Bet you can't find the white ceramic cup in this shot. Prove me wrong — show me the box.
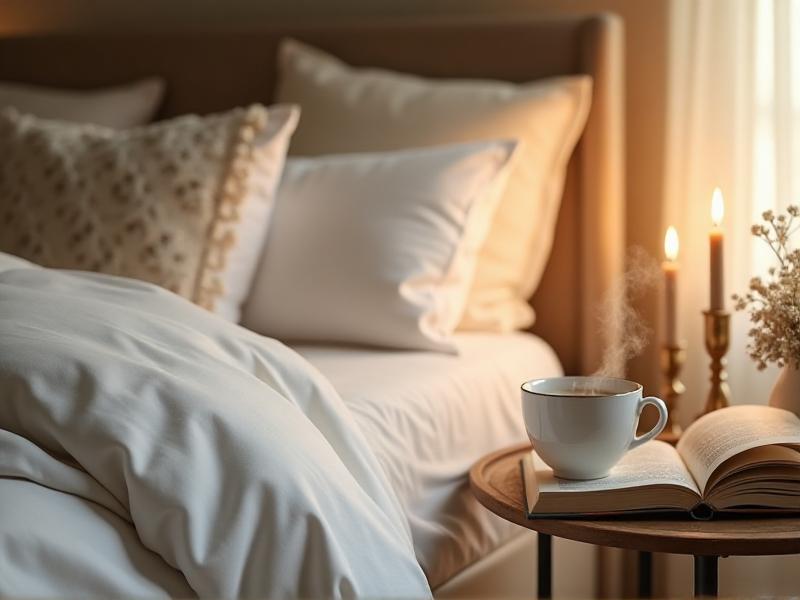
[521,376,668,480]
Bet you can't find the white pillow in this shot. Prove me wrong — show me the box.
[0,251,38,273]
[0,78,164,128]
[242,140,517,352]
[277,38,592,332]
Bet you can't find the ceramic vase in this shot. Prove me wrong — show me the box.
[769,364,800,417]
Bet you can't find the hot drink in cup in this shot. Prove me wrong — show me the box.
[521,376,668,479]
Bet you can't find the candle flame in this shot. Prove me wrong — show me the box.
[664,226,679,261]
[711,187,724,226]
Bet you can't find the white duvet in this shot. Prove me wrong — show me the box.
[0,260,431,598]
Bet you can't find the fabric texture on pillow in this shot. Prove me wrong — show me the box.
[277,38,592,332]
[0,79,165,128]
[0,104,298,321]
[242,140,517,352]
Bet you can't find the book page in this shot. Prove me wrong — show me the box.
[533,440,700,495]
[677,405,800,493]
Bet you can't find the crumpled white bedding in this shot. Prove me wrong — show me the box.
[0,260,431,598]
[295,333,562,587]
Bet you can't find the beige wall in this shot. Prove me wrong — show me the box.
[0,0,669,393]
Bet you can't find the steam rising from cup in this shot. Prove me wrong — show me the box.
[593,247,661,379]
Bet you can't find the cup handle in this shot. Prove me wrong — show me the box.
[627,396,669,451]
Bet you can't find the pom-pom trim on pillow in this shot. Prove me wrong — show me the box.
[195,105,268,309]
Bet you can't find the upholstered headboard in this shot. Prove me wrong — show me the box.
[0,14,624,375]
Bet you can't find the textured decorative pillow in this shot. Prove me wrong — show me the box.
[241,140,517,352]
[0,78,165,128]
[277,38,592,332]
[0,104,298,321]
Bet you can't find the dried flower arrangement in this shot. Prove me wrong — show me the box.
[733,206,800,370]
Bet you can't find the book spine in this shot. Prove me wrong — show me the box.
[689,502,715,521]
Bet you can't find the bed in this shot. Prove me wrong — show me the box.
[0,14,624,597]
[295,333,561,587]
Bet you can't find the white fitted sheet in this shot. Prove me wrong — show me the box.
[294,332,562,587]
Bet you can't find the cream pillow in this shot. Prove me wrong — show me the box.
[0,78,165,128]
[0,104,298,321]
[277,38,592,332]
[242,140,517,352]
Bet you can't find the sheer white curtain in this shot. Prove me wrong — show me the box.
[658,3,800,594]
[664,0,800,422]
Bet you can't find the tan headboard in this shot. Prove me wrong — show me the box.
[0,14,624,375]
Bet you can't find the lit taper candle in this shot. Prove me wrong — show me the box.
[663,226,679,346]
[710,188,725,310]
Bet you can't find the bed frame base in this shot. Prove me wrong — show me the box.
[434,531,597,597]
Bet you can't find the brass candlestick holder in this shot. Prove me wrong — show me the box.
[659,343,686,443]
[701,309,731,415]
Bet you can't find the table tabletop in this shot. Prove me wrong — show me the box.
[469,443,800,556]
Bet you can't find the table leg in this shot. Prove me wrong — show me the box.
[537,532,552,599]
[637,551,653,598]
[693,555,718,597]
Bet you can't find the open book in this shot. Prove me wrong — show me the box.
[522,405,800,519]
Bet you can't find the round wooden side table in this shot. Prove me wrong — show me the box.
[469,443,800,598]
